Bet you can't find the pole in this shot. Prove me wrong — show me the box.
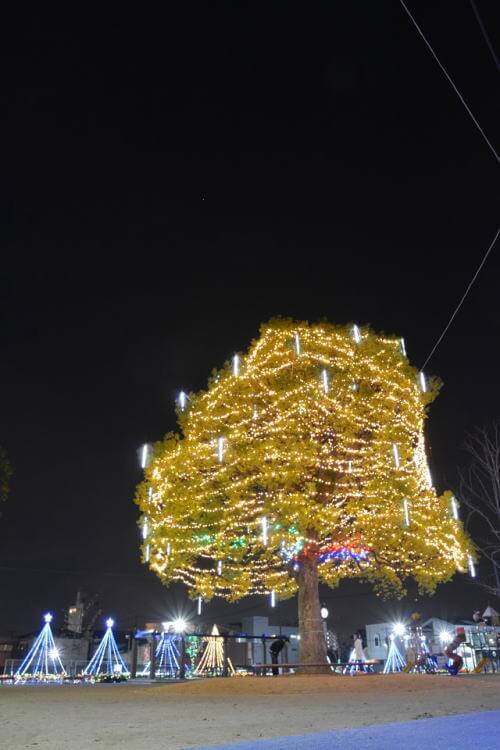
[149,634,156,680]
[222,635,228,677]
[131,634,138,679]
[179,636,186,679]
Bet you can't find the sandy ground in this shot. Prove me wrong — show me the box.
[1,674,499,750]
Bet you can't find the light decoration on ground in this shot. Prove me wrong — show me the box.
[193,624,235,675]
[136,320,473,663]
[15,613,67,680]
[140,626,180,677]
[83,618,129,677]
[383,633,407,673]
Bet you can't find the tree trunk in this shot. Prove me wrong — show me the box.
[297,554,329,673]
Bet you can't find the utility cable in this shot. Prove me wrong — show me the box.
[470,0,500,73]
[421,228,499,371]
[399,0,499,163]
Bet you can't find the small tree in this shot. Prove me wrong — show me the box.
[136,320,472,670]
[458,424,500,597]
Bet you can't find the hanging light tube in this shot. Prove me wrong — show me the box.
[403,499,410,527]
[392,443,400,468]
[261,516,268,546]
[468,555,476,578]
[218,437,225,462]
[322,369,329,393]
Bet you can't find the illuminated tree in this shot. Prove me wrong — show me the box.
[194,624,235,675]
[83,618,129,677]
[15,613,66,680]
[136,319,472,670]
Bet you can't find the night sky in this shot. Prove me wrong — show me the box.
[1,3,498,638]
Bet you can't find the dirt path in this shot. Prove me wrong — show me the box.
[1,674,499,750]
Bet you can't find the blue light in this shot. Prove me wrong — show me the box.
[140,631,181,677]
[84,618,129,677]
[15,614,66,679]
[383,635,407,673]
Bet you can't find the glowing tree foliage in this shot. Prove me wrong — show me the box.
[136,320,472,670]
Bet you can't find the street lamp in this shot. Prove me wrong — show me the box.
[320,605,329,641]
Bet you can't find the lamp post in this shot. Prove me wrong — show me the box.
[320,605,329,641]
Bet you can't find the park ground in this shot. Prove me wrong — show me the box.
[1,673,499,749]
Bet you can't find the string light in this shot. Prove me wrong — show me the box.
[15,614,67,680]
[140,630,180,677]
[194,624,235,675]
[136,320,473,605]
[84,618,129,677]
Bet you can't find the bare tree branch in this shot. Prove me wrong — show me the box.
[457,423,500,598]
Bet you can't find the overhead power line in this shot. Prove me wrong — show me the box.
[399,0,499,163]
[421,228,500,371]
[469,0,500,73]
